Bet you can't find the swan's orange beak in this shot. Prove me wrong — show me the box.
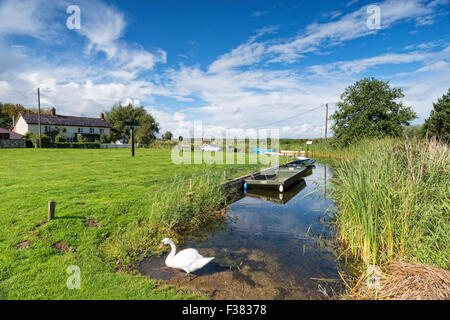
[159,243,163,249]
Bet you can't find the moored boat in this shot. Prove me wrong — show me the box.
[244,166,311,193]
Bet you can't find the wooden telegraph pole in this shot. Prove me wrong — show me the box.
[324,103,329,141]
[37,88,42,148]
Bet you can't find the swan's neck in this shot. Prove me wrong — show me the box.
[167,241,177,260]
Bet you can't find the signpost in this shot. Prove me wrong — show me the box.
[124,117,140,157]
[306,140,312,153]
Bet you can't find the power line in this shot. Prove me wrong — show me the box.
[250,104,324,129]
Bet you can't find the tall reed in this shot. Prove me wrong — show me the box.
[331,138,449,270]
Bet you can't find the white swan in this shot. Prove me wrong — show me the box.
[159,238,214,277]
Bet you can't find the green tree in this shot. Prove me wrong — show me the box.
[0,103,29,128]
[423,89,450,141]
[0,102,54,129]
[162,131,173,140]
[27,107,53,115]
[105,103,160,145]
[331,77,417,145]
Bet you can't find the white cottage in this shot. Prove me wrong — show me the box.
[13,108,112,142]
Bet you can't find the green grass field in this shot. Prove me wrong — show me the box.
[0,148,264,299]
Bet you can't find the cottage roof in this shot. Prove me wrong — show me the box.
[19,113,111,128]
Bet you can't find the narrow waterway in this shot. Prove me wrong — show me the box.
[140,162,345,299]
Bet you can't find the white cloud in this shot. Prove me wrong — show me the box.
[0,0,449,139]
[416,60,449,72]
[76,1,126,59]
[208,42,266,73]
[310,45,450,78]
[0,0,53,38]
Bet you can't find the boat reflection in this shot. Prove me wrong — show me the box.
[245,179,307,205]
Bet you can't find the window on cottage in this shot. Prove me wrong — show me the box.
[78,128,83,133]
[100,128,104,134]
[90,128,94,134]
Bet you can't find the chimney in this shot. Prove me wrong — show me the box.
[51,107,56,116]
[100,112,105,120]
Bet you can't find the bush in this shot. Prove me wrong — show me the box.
[54,142,100,149]
[148,139,179,149]
[55,136,66,143]
[24,132,52,148]
[100,134,109,143]
[403,125,424,139]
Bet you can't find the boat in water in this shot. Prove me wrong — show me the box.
[244,165,312,193]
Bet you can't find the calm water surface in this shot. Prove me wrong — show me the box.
[140,162,345,299]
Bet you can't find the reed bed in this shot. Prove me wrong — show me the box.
[331,137,450,271]
[102,170,236,269]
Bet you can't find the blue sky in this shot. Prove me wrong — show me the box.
[0,0,449,138]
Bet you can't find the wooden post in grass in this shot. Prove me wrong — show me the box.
[224,170,227,181]
[207,175,210,185]
[48,200,55,221]
[189,178,192,191]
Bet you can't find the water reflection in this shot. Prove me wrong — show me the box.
[245,179,307,204]
[140,162,344,299]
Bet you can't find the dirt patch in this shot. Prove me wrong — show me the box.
[53,242,70,252]
[35,220,48,228]
[84,219,98,227]
[348,261,450,300]
[16,240,32,250]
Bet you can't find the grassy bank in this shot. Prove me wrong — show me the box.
[0,148,263,299]
[329,138,449,271]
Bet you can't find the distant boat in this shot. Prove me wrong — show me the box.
[253,148,274,154]
[200,143,222,152]
[244,166,312,193]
